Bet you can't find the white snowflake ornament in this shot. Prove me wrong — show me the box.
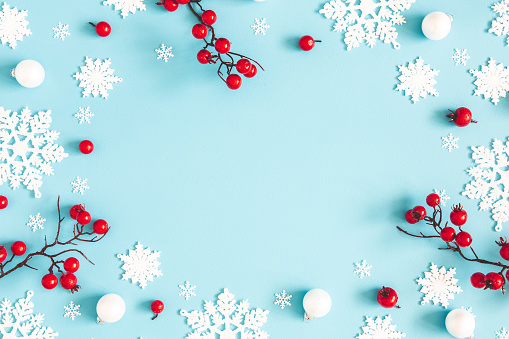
[118,242,162,289]
[0,2,31,49]
[103,0,146,18]
[75,107,94,124]
[0,107,68,198]
[434,189,450,207]
[63,301,81,321]
[73,57,123,99]
[71,177,89,195]
[442,133,459,152]
[52,22,70,41]
[470,58,509,105]
[489,0,509,46]
[396,57,439,103]
[251,18,269,35]
[451,49,470,66]
[416,263,462,309]
[181,288,269,339]
[179,281,197,300]
[274,290,292,309]
[27,213,45,232]
[155,44,174,62]
[356,315,406,339]
[496,327,509,339]
[354,260,372,279]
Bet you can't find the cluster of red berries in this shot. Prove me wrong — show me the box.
[69,204,109,234]
[377,286,399,309]
[447,107,477,127]
[469,238,509,291]
[0,241,28,263]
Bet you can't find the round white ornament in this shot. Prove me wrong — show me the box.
[303,288,332,320]
[445,308,475,338]
[422,11,453,40]
[96,293,126,323]
[11,60,45,88]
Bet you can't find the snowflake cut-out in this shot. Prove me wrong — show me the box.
[73,57,123,99]
[52,22,70,41]
[354,260,372,279]
[416,263,462,309]
[470,58,509,105]
[251,18,269,35]
[434,189,450,207]
[356,315,406,339]
[179,281,197,301]
[396,57,439,103]
[103,0,146,18]
[155,44,174,62]
[496,327,509,339]
[63,301,81,321]
[442,133,459,152]
[0,2,31,49]
[274,290,292,309]
[71,177,89,195]
[117,242,162,289]
[451,49,470,66]
[75,107,94,124]
[27,213,45,232]
[0,107,68,198]
[489,0,509,46]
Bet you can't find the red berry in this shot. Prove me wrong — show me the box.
[94,21,111,37]
[244,64,257,78]
[426,193,440,207]
[192,24,208,39]
[501,244,509,260]
[11,241,26,256]
[0,195,7,209]
[215,38,231,54]
[450,204,467,226]
[93,219,109,234]
[506,270,509,283]
[236,59,252,74]
[76,211,91,225]
[151,300,164,319]
[175,0,189,3]
[79,140,94,154]
[412,206,426,220]
[456,231,472,247]
[470,272,486,289]
[60,273,77,290]
[440,227,456,242]
[41,273,59,289]
[0,246,6,263]
[163,0,178,11]
[226,74,242,90]
[405,210,419,224]
[485,272,504,290]
[299,35,320,51]
[70,204,84,220]
[447,107,477,127]
[376,287,398,308]
[197,49,211,64]
[202,10,217,25]
[64,257,80,273]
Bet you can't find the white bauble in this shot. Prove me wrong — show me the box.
[422,11,453,40]
[445,309,475,338]
[96,294,126,324]
[303,289,332,320]
[11,60,45,88]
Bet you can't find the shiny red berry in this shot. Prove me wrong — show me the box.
[92,21,111,37]
[70,204,84,220]
[76,211,91,225]
[426,193,440,207]
[485,272,504,290]
[60,273,77,290]
[0,246,6,263]
[151,300,164,320]
[64,257,80,273]
[215,38,231,54]
[162,0,178,11]
[79,140,94,154]
[506,270,509,283]
[226,74,242,90]
[197,49,211,64]
[456,231,472,247]
[202,10,217,25]
[405,210,419,224]
[0,195,7,209]
[450,204,467,226]
[470,272,486,289]
[192,24,208,39]
[236,59,252,74]
[175,0,189,3]
[244,64,257,78]
[501,244,509,260]
[93,219,109,234]
[11,241,26,256]
[440,227,456,242]
[299,35,321,51]
[447,107,477,127]
[41,273,59,289]
[412,206,426,220]
[377,287,398,308]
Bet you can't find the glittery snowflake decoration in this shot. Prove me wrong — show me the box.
[251,18,269,35]
[416,263,462,309]
[470,58,509,105]
[0,290,59,338]
[27,213,45,232]
[0,107,68,198]
[320,0,415,50]
[489,0,509,46]
[434,189,450,207]
[71,177,89,195]
[103,0,146,18]
[356,315,406,339]
[354,260,372,279]
[155,43,174,62]
[496,327,509,339]
[52,22,70,41]
[63,301,81,321]
[396,57,439,103]
[117,242,162,289]
[73,57,123,99]
[0,2,31,49]
[451,49,470,66]
[179,281,197,301]
[463,138,509,232]
[274,290,292,310]
[442,133,459,152]
[180,288,269,339]
[75,107,93,124]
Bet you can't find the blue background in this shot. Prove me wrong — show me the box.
[1,0,509,338]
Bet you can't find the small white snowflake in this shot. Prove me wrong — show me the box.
[434,189,450,207]
[442,133,459,152]
[416,263,462,309]
[178,281,196,300]
[0,2,31,49]
[354,260,372,279]
[27,213,45,232]
[356,315,406,339]
[71,177,89,195]
[470,58,509,105]
[73,57,123,99]
[396,57,439,103]
[461,306,475,317]
[117,242,163,289]
[251,18,269,35]
[75,107,94,124]
[496,327,509,339]
[52,22,70,41]
[274,290,292,309]
[63,301,81,321]
[155,44,174,62]
[103,0,146,18]
[451,49,470,66]
[489,0,509,46]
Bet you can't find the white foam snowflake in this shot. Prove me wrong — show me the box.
[52,22,70,41]
[63,301,81,321]
[117,242,163,289]
[356,315,406,339]
[27,213,45,232]
[155,44,174,63]
[0,290,59,338]
[75,107,94,124]
[463,138,509,232]
[0,2,31,49]
[103,0,146,18]
[496,327,509,339]
[274,290,292,310]
[461,306,475,317]
[71,177,89,195]
[451,49,470,66]
[73,57,123,99]
[354,260,372,279]
[442,133,459,152]
[179,281,197,301]
[396,57,439,103]
[180,288,269,339]
[251,18,269,35]
[320,0,415,50]
[470,58,509,105]
[489,0,509,46]
[0,107,68,198]
[416,263,462,309]
[434,189,450,207]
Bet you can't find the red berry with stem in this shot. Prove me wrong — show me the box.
[60,273,78,290]
[202,10,217,25]
[426,193,440,207]
[500,243,509,260]
[405,210,419,224]
[90,21,111,37]
[236,59,252,74]
[41,273,59,289]
[11,241,26,256]
[93,219,109,234]
[412,206,426,220]
[0,195,7,209]
[79,140,94,154]
[76,211,91,225]
[456,231,472,247]
[244,64,257,78]
[215,38,231,54]
[447,107,477,127]
[151,300,164,320]
[440,227,456,242]
[64,257,80,273]
[450,204,467,226]
[192,24,208,39]
[299,35,321,51]
[162,0,178,11]
[175,0,189,4]
[470,272,486,289]
[0,246,6,263]
[377,287,399,308]
[197,49,211,64]
[70,204,84,220]
[485,272,504,290]
[226,74,242,90]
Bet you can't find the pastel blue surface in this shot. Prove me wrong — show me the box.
[1,0,509,338]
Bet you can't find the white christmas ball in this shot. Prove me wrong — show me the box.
[422,12,453,40]
[96,293,126,324]
[303,289,332,320]
[445,309,475,338]
[11,60,45,88]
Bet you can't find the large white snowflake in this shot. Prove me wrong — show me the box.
[489,0,509,46]
[155,43,174,63]
[63,301,81,321]
[319,0,415,50]
[470,58,509,105]
[75,107,94,124]
[463,138,509,232]
[117,242,163,289]
[73,57,123,99]
[52,22,70,41]
[442,133,459,152]
[0,2,31,49]
[496,327,509,339]
[396,57,439,103]
[356,315,406,339]
[0,107,68,198]
[179,281,197,301]
[180,288,269,339]
[103,0,146,18]
[354,260,372,279]
[274,290,292,310]
[0,290,59,338]
[416,263,462,309]
[451,49,470,66]
[27,213,45,232]
[251,18,270,35]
